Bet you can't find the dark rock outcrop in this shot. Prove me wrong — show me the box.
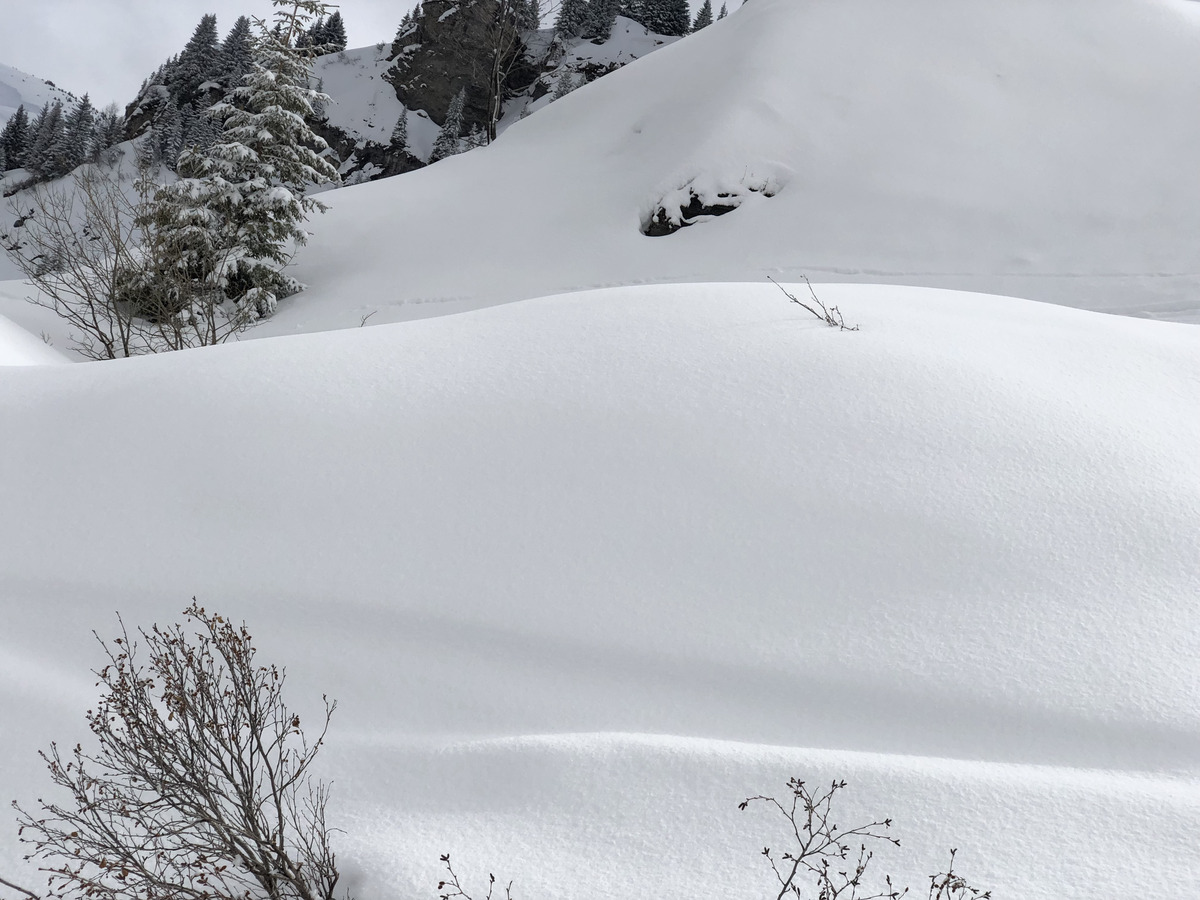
[384,0,531,130]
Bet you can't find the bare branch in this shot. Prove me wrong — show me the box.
[769,276,860,331]
[0,875,41,900]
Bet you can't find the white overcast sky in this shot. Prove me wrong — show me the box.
[0,0,715,110]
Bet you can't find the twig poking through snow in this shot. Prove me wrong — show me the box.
[769,276,859,331]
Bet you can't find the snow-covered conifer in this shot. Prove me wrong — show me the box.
[26,101,65,179]
[526,0,543,29]
[91,104,126,161]
[620,0,648,29]
[150,98,184,168]
[152,0,341,318]
[555,0,589,38]
[633,0,688,35]
[429,88,466,162]
[553,70,579,99]
[49,94,95,175]
[0,104,29,169]
[584,0,620,40]
[299,17,323,48]
[219,16,256,90]
[389,107,409,153]
[660,0,691,35]
[464,124,488,150]
[692,0,714,31]
[322,12,348,51]
[184,104,222,154]
[173,14,222,108]
[717,2,728,20]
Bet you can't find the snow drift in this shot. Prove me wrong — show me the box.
[1,283,1198,898]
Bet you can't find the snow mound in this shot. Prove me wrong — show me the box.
[0,312,65,365]
[263,0,1200,339]
[1,282,1197,898]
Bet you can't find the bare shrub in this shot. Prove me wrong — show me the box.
[437,855,513,900]
[769,276,859,331]
[741,778,989,900]
[13,602,345,900]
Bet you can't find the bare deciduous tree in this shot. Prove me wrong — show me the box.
[13,602,345,900]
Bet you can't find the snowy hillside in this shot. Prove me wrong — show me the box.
[251,0,1200,337]
[2,2,1200,899]
[313,17,679,175]
[1,284,1199,900]
[0,62,76,126]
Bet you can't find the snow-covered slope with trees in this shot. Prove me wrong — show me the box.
[251,0,1200,335]
[2,2,1199,899]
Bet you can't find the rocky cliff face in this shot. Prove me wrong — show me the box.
[383,0,535,130]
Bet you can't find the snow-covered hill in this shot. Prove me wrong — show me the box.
[2,283,1198,899]
[254,0,1200,335]
[2,2,1200,899]
[0,62,76,126]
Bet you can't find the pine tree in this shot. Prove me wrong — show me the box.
[464,124,488,150]
[553,70,579,98]
[555,0,589,38]
[429,87,466,162]
[50,94,96,174]
[26,101,66,179]
[149,98,184,168]
[173,14,222,108]
[633,0,689,35]
[92,103,126,160]
[389,107,409,153]
[692,0,713,30]
[659,0,691,35]
[152,0,341,318]
[527,0,543,28]
[0,104,30,169]
[584,0,620,40]
[300,16,324,48]
[0,141,6,173]
[183,103,222,154]
[219,16,256,90]
[717,2,728,19]
[322,11,347,51]
[620,0,650,29]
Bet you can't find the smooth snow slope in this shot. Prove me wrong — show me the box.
[2,284,1198,898]
[0,313,66,365]
[256,0,1200,338]
[0,62,75,126]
